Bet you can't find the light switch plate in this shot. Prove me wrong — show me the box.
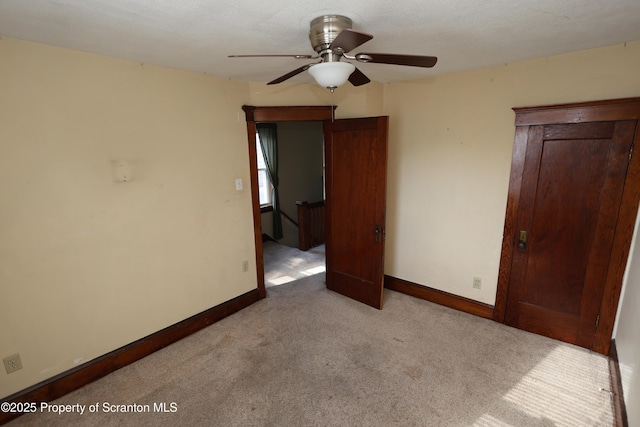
[235,178,243,191]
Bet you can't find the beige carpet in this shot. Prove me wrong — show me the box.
[262,240,325,287]
[9,275,614,426]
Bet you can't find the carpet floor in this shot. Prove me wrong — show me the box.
[8,274,614,426]
[262,240,325,287]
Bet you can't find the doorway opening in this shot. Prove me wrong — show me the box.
[256,120,326,288]
[242,106,335,299]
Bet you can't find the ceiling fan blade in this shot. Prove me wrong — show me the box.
[348,67,371,86]
[267,63,316,85]
[330,29,373,53]
[356,53,438,68]
[228,54,316,59]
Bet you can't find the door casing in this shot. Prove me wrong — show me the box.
[242,105,335,299]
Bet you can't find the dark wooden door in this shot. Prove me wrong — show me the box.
[324,117,388,309]
[505,120,636,348]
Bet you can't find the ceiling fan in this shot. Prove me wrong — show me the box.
[229,15,438,92]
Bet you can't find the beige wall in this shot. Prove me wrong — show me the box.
[0,38,256,397]
[383,41,640,305]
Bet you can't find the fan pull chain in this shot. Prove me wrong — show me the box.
[331,91,335,123]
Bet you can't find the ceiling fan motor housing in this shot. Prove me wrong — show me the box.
[309,15,352,60]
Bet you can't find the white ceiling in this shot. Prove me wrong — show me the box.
[1,0,639,85]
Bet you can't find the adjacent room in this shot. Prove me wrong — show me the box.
[1,1,640,425]
[257,121,327,288]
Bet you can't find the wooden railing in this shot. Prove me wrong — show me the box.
[279,209,298,227]
[296,200,325,251]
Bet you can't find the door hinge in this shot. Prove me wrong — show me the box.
[595,313,601,328]
[630,143,634,162]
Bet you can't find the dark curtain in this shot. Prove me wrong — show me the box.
[257,123,283,240]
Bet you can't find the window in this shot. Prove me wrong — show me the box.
[256,135,272,207]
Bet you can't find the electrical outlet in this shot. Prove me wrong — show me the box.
[3,353,23,374]
[473,277,482,289]
[242,260,249,272]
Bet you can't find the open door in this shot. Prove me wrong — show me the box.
[324,117,389,309]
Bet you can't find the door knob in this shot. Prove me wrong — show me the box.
[518,230,528,251]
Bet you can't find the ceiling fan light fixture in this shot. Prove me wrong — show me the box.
[308,61,355,92]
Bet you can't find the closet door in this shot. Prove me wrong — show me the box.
[494,98,640,354]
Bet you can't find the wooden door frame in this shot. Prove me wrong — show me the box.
[242,105,335,299]
[493,97,640,355]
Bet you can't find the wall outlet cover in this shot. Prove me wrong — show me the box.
[3,353,23,374]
